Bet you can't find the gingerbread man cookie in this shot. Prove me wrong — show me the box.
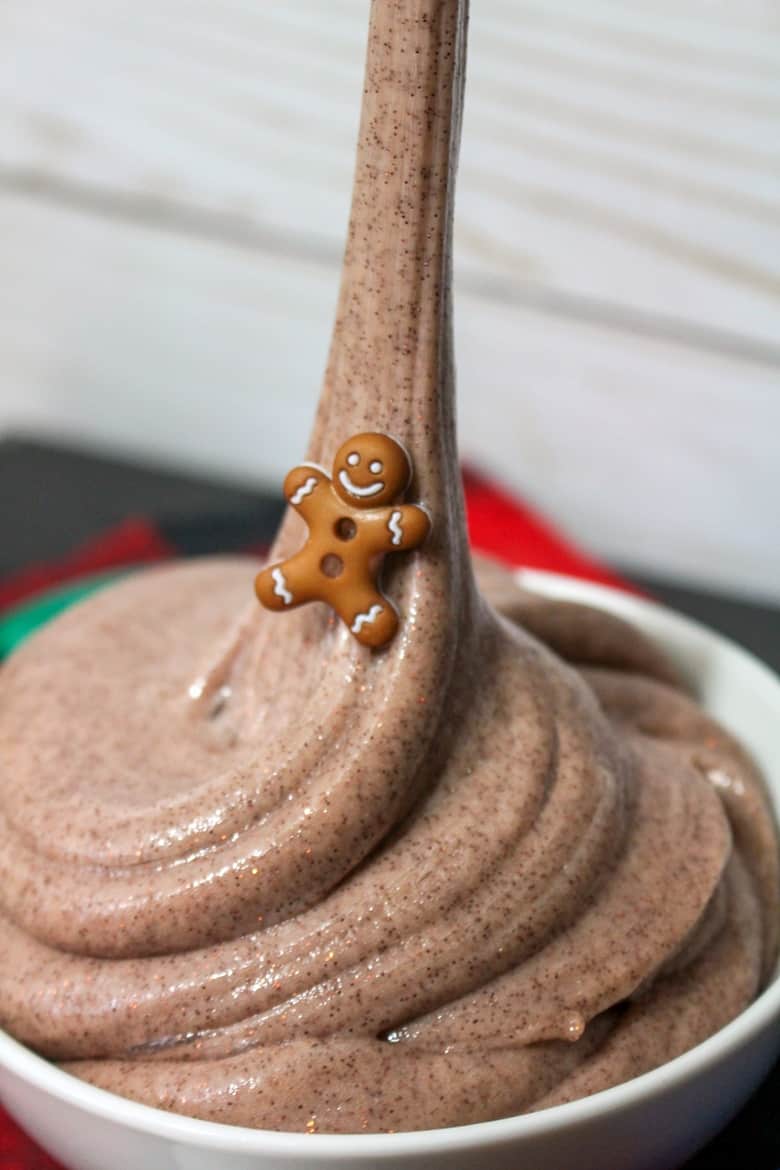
[255,433,430,647]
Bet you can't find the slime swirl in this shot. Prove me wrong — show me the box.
[0,0,777,1134]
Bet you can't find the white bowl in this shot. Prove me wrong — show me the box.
[1,570,778,1170]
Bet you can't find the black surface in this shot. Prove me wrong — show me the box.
[0,434,284,574]
[629,573,780,677]
[0,435,778,1167]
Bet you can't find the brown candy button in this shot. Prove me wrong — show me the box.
[255,433,431,647]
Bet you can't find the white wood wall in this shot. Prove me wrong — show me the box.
[1,0,779,599]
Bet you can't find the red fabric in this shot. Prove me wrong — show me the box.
[0,518,176,614]
[0,1126,61,1170]
[463,467,638,594]
[0,474,633,1165]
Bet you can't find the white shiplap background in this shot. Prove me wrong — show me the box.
[1,0,779,598]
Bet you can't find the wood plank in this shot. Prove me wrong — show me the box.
[1,190,777,600]
[2,0,779,350]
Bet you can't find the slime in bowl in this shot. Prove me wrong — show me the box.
[0,551,777,1135]
[0,0,778,1142]
[1,575,780,1170]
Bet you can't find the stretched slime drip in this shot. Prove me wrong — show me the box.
[0,0,778,1134]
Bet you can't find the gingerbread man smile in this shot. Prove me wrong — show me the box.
[338,468,384,498]
[337,447,388,499]
[255,433,430,647]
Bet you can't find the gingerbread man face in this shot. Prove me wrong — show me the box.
[255,432,430,648]
[332,433,411,509]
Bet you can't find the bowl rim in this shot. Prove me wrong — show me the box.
[1,568,778,1157]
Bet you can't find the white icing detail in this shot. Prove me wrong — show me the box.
[388,509,403,546]
[347,452,360,466]
[338,469,384,498]
[271,567,293,606]
[369,459,383,474]
[290,476,318,505]
[351,604,383,634]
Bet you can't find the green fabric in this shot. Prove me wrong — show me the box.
[0,572,129,659]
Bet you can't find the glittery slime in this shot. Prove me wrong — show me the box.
[0,0,777,1135]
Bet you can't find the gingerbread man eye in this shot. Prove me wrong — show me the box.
[369,460,383,474]
[347,452,360,467]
